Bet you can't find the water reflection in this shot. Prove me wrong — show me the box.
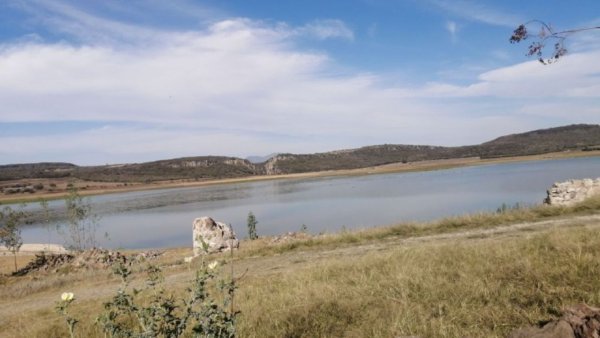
[19,156,600,249]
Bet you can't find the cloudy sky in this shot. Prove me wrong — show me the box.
[1,0,599,165]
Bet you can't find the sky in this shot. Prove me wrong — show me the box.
[1,0,599,165]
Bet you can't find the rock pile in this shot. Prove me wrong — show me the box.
[12,248,163,276]
[509,304,600,338]
[71,248,128,269]
[545,178,600,206]
[192,217,239,256]
[132,250,163,261]
[270,231,311,244]
[13,252,75,276]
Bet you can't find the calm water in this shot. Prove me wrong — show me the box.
[19,156,600,249]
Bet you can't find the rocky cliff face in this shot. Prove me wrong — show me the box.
[223,158,262,172]
[545,178,600,206]
[165,158,257,170]
[264,154,296,175]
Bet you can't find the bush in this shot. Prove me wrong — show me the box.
[60,187,99,251]
[247,212,258,240]
[0,205,27,272]
[57,260,238,337]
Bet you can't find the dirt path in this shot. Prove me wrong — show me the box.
[236,214,600,275]
[1,213,599,328]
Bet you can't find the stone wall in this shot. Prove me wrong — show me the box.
[545,178,600,206]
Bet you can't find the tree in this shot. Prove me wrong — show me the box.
[39,198,54,247]
[0,204,28,272]
[510,20,600,64]
[61,187,99,251]
[247,211,258,240]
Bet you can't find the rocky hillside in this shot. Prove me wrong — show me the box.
[478,124,600,158]
[74,156,263,182]
[265,124,600,174]
[1,124,599,182]
[263,145,481,174]
[0,162,76,181]
[0,157,263,182]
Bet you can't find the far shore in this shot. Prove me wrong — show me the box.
[2,149,600,205]
[0,243,68,255]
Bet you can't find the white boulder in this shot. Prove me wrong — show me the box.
[192,217,239,256]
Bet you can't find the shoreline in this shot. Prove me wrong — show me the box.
[0,243,68,255]
[2,150,599,204]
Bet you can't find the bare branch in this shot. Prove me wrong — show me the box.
[510,20,600,65]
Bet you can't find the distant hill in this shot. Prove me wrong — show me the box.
[265,124,600,174]
[0,162,76,181]
[75,157,262,182]
[0,157,261,182]
[478,124,600,158]
[1,124,599,182]
[263,145,481,174]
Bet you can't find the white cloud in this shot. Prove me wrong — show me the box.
[566,19,600,53]
[429,0,522,27]
[403,51,600,99]
[294,19,354,41]
[14,0,164,45]
[0,3,598,165]
[446,21,458,41]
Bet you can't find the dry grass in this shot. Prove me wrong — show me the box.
[0,197,599,337]
[236,226,600,337]
[0,254,34,275]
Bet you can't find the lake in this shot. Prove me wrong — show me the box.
[19,156,600,249]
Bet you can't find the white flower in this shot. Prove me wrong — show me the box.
[61,292,74,301]
[208,261,218,270]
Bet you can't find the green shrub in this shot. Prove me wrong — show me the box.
[247,212,258,240]
[56,260,238,337]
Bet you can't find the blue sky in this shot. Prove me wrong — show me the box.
[1,0,599,165]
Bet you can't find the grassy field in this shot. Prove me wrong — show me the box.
[1,196,600,337]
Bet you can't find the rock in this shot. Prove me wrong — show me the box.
[13,253,75,276]
[270,231,311,244]
[508,304,600,338]
[192,217,239,255]
[12,248,163,276]
[132,250,163,262]
[545,178,600,206]
[509,321,575,338]
[563,304,600,338]
[184,256,195,263]
[72,248,128,269]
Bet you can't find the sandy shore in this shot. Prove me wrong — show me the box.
[2,150,600,204]
[0,244,68,255]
